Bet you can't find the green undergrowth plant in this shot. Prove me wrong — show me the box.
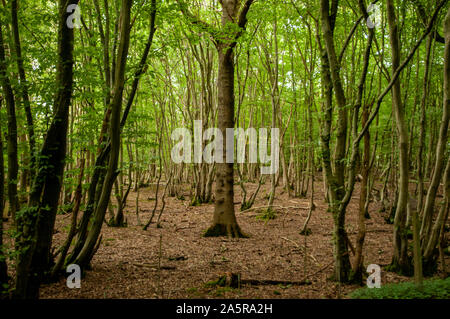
[350,277,450,299]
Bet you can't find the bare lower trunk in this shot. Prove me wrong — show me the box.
[205,48,245,238]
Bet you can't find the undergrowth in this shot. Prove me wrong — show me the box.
[350,277,450,299]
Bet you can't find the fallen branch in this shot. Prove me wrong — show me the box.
[241,278,312,286]
[207,273,312,289]
[241,205,309,213]
[133,263,176,270]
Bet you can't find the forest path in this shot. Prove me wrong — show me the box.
[39,181,443,298]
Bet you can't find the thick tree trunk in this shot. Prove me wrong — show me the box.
[14,0,79,299]
[204,0,254,238]
[205,46,246,238]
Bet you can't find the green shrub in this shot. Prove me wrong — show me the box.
[256,208,276,221]
[350,277,450,299]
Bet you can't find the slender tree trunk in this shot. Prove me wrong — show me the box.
[0,98,8,293]
[68,0,156,264]
[73,0,133,269]
[387,0,411,275]
[421,7,450,271]
[417,34,433,214]
[320,0,352,283]
[351,0,375,283]
[11,0,36,180]
[0,17,19,221]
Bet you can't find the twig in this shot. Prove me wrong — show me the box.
[241,205,308,213]
[281,236,320,265]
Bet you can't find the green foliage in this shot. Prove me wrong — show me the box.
[190,198,202,206]
[256,208,276,221]
[209,286,238,297]
[205,275,227,288]
[204,276,241,297]
[240,201,252,211]
[350,278,450,299]
[299,228,312,236]
[444,246,450,256]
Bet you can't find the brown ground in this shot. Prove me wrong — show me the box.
[22,179,448,299]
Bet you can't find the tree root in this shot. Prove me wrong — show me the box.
[204,223,248,238]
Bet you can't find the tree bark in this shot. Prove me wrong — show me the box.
[11,0,36,180]
[387,0,411,275]
[0,98,8,293]
[0,16,20,221]
[14,0,79,299]
[68,0,156,264]
[352,0,374,282]
[320,0,352,283]
[73,0,133,269]
[421,6,450,270]
[204,0,254,238]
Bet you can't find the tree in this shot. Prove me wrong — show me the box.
[0,97,8,294]
[386,0,412,275]
[72,0,133,269]
[11,0,36,182]
[422,4,450,272]
[14,0,79,299]
[177,0,255,237]
[0,12,19,221]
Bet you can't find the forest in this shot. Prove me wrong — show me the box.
[0,0,449,300]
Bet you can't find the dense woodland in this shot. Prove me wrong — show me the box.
[0,0,449,299]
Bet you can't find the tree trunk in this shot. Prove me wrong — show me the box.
[320,0,352,283]
[205,44,245,237]
[422,6,450,271]
[387,0,411,275]
[0,17,19,221]
[351,0,374,283]
[204,0,254,238]
[11,0,36,180]
[0,98,8,293]
[73,0,133,269]
[68,0,156,263]
[14,0,79,299]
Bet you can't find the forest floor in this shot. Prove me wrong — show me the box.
[33,179,449,299]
